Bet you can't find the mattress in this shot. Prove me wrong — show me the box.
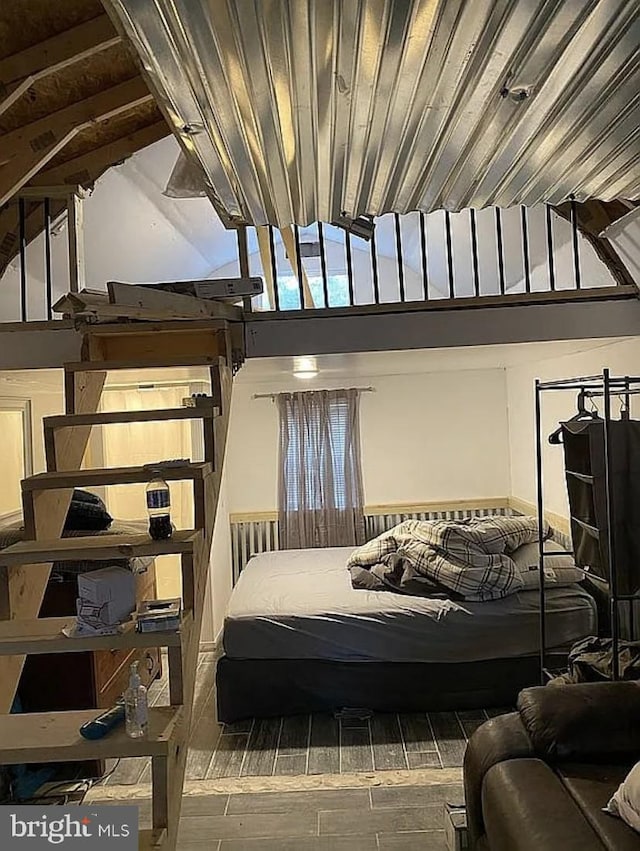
[223,546,597,663]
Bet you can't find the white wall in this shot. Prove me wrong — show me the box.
[506,336,640,518]
[209,456,232,642]
[225,362,511,513]
[0,370,64,474]
[606,213,640,286]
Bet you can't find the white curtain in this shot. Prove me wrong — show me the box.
[277,389,365,549]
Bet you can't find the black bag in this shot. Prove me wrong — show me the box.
[64,489,112,531]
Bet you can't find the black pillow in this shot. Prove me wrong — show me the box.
[69,489,102,505]
[64,489,113,531]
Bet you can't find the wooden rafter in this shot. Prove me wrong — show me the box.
[0,14,120,117]
[32,119,169,187]
[0,76,153,206]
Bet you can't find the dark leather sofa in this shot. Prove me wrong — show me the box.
[464,681,640,850]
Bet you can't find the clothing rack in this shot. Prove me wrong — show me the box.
[253,386,375,400]
[535,369,640,683]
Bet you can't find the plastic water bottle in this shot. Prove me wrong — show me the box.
[124,661,148,739]
[146,471,172,540]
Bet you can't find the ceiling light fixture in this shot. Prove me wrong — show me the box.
[293,356,318,380]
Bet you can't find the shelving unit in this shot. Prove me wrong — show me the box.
[535,369,640,682]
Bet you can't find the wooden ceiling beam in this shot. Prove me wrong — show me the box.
[0,76,153,206]
[0,15,121,117]
[31,119,170,188]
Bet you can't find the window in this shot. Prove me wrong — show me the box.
[276,274,350,309]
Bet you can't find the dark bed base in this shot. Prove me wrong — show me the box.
[216,653,566,722]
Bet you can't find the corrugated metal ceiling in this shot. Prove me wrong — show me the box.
[107,0,640,227]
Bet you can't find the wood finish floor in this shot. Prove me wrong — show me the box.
[92,783,465,850]
[101,653,508,786]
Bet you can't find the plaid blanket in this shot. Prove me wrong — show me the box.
[348,516,549,602]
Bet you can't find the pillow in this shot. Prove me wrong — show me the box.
[64,489,113,532]
[605,760,640,833]
[511,541,585,589]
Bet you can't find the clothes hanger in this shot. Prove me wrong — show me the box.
[618,392,630,421]
[548,390,600,445]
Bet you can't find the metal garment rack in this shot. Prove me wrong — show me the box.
[535,369,640,683]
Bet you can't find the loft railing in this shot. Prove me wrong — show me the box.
[0,196,630,323]
[0,187,84,322]
[232,201,627,313]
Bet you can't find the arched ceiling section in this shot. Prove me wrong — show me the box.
[105,0,640,228]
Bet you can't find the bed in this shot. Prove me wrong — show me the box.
[217,546,598,721]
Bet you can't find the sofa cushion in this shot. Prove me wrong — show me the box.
[482,758,605,851]
[517,682,640,762]
[559,764,640,851]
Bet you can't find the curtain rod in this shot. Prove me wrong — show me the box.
[253,386,375,400]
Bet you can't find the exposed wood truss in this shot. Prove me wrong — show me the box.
[0,14,120,117]
[0,1,171,271]
[0,77,153,206]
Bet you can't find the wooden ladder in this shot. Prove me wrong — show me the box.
[0,319,238,850]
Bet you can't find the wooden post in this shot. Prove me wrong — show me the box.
[67,191,85,293]
[167,645,184,706]
[181,552,195,615]
[237,226,252,312]
[151,755,169,829]
[0,568,10,620]
[256,226,276,309]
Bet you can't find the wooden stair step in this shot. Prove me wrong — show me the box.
[64,355,219,372]
[45,407,219,430]
[140,829,167,850]
[0,530,201,566]
[0,706,182,764]
[0,612,192,656]
[22,463,211,492]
